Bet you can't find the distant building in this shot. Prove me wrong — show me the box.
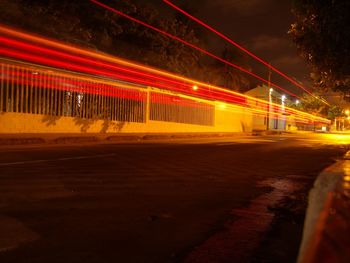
[245,85,293,131]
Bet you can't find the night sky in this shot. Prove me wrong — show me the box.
[146,0,311,95]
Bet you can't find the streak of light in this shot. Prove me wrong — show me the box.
[1,59,330,125]
[0,24,299,109]
[0,25,330,125]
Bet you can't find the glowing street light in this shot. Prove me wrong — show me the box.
[296,99,300,105]
[219,103,226,109]
[345,110,349,115]
[281,95,286,111]
[192,85,198,91]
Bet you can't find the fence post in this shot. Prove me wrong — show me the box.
[0,63,3,112]
[146,87,151,123]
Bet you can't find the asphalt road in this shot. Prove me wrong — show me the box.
[0,134,348,263]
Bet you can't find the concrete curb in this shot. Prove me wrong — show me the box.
[0,137,46,145]
[0,130,310,147]
[0,132,252,147]
[297,154,350,263]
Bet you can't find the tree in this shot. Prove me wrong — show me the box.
[288,92,328,116]
[327,105,345,120]
[288,92,347,121]
[204,47,256,92]
[0,0,252,91]
[289,0,350,95]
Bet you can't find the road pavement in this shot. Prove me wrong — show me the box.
[0,134,348,263]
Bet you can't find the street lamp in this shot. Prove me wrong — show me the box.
[267,88,273,131]
[192,85,198,91]
[345,110,350,131]
[281,95,286,110]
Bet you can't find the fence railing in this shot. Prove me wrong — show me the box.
[150,92,214,126]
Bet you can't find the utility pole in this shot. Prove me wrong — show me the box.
[266,65,272,131]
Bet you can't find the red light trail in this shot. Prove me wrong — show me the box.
[0,35,198,90]
[89,0,300,100]
[0,24,330,125]
[0,25,298,108]
[0,37,247,106]
[0,48,246,105]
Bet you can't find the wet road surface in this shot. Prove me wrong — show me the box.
[0,134,348,263]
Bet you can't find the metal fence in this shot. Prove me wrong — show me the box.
[0,59,216,126]
[150,92,214,126]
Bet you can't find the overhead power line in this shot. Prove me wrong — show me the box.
[90,0,301,99]
[162,0,330,106]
